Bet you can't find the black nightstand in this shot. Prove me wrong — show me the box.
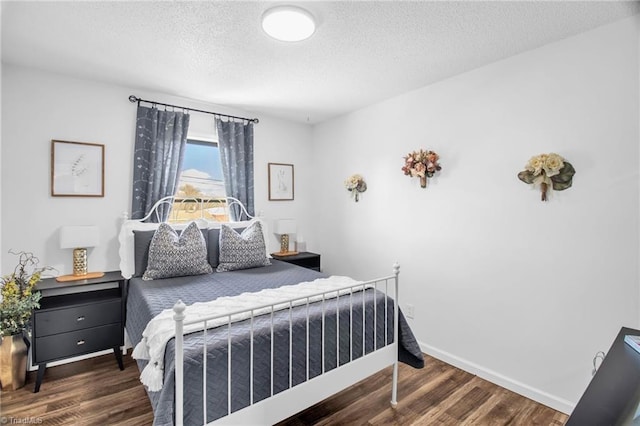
[32,271,125,392]
[272,252,321,271]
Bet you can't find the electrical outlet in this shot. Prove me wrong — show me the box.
[405,303,415,319]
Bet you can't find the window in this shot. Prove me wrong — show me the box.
[170,138,229,222]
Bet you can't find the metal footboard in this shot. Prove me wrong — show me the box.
[173,264,400,425]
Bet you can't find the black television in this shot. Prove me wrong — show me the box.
[566,327,640,426]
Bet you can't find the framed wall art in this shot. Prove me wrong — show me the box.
[268,163,294,201]
[51,140,105,197]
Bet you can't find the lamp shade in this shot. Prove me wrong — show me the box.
[274,219,297,235]
[60,226,100,249]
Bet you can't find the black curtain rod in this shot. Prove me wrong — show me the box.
[128,95,259,124]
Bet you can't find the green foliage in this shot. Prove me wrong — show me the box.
[0,251,49,336]
[550,162,576,191]
[0,293,41,336]
[517,170,536,185]
[518,162,576,191]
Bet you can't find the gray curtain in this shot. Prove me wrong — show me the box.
[132,106,190,222]
[216,119,254,220]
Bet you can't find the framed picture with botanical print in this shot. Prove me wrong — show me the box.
[268,163,294,201]
[51,140,105,197]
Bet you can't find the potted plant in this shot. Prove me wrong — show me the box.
[0,251,49,391]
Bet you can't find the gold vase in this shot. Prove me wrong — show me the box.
[0,334,28,391]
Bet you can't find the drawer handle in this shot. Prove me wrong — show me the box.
[76,316,85,322]
[77,340,85,346]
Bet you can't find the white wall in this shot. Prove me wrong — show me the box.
[312,16,639,413]
[1,65,314,275]
[254,118,316,253]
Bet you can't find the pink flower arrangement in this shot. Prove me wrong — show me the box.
[402,149,442,188]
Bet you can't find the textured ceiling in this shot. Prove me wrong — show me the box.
[2,1,639,124]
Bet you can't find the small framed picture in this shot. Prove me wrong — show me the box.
[268,163,294,201]
[51,140,105,197]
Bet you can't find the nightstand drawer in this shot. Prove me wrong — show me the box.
[34,323,122,363]
[35,299,121,336]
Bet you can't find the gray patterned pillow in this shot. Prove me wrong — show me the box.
[216,221,271,272]
[142,222,213,280]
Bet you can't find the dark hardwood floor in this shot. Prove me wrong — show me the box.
[0,352,568,425]
[0,354,153,425]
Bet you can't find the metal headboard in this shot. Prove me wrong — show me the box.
[131,196,254,223]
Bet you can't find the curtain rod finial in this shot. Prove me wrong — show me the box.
[129,95,139,103]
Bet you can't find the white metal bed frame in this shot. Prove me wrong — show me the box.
[127,196,401,425]
[173,267,400,425]
[134,195,253,223]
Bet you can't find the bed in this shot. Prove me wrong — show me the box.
[119,197,424,425]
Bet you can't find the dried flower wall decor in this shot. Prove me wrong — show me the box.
[344,174,367,202]
[517,153,575,201]
[402,149,441,188]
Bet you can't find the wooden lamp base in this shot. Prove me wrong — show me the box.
[56,272,105,283]
[272,251,299,257]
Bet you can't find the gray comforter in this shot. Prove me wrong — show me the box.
[126,260,423,425]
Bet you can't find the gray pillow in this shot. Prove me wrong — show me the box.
[135,227,209,277]
[216,222,271,272]
[208,228,221,268]
[142,222,213,280]
[133,230,156,277]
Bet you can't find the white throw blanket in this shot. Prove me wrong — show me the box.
[133,276,364,391]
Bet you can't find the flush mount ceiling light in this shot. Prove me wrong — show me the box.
[262,6,316,42]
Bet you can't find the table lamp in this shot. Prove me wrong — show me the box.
[57,225,104,282]
[274,219,298,256]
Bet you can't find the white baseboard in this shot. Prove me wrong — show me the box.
[419,340,575,415]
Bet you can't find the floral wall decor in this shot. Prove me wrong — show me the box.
[344,174,367,202]
[402,149,442,188]
[517,153,575,201]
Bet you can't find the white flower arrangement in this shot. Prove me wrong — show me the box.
[518,153,575,201]
[344,174,367,202]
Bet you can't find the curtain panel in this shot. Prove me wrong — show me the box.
[132,106,190,222]
[216,119,255,220]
